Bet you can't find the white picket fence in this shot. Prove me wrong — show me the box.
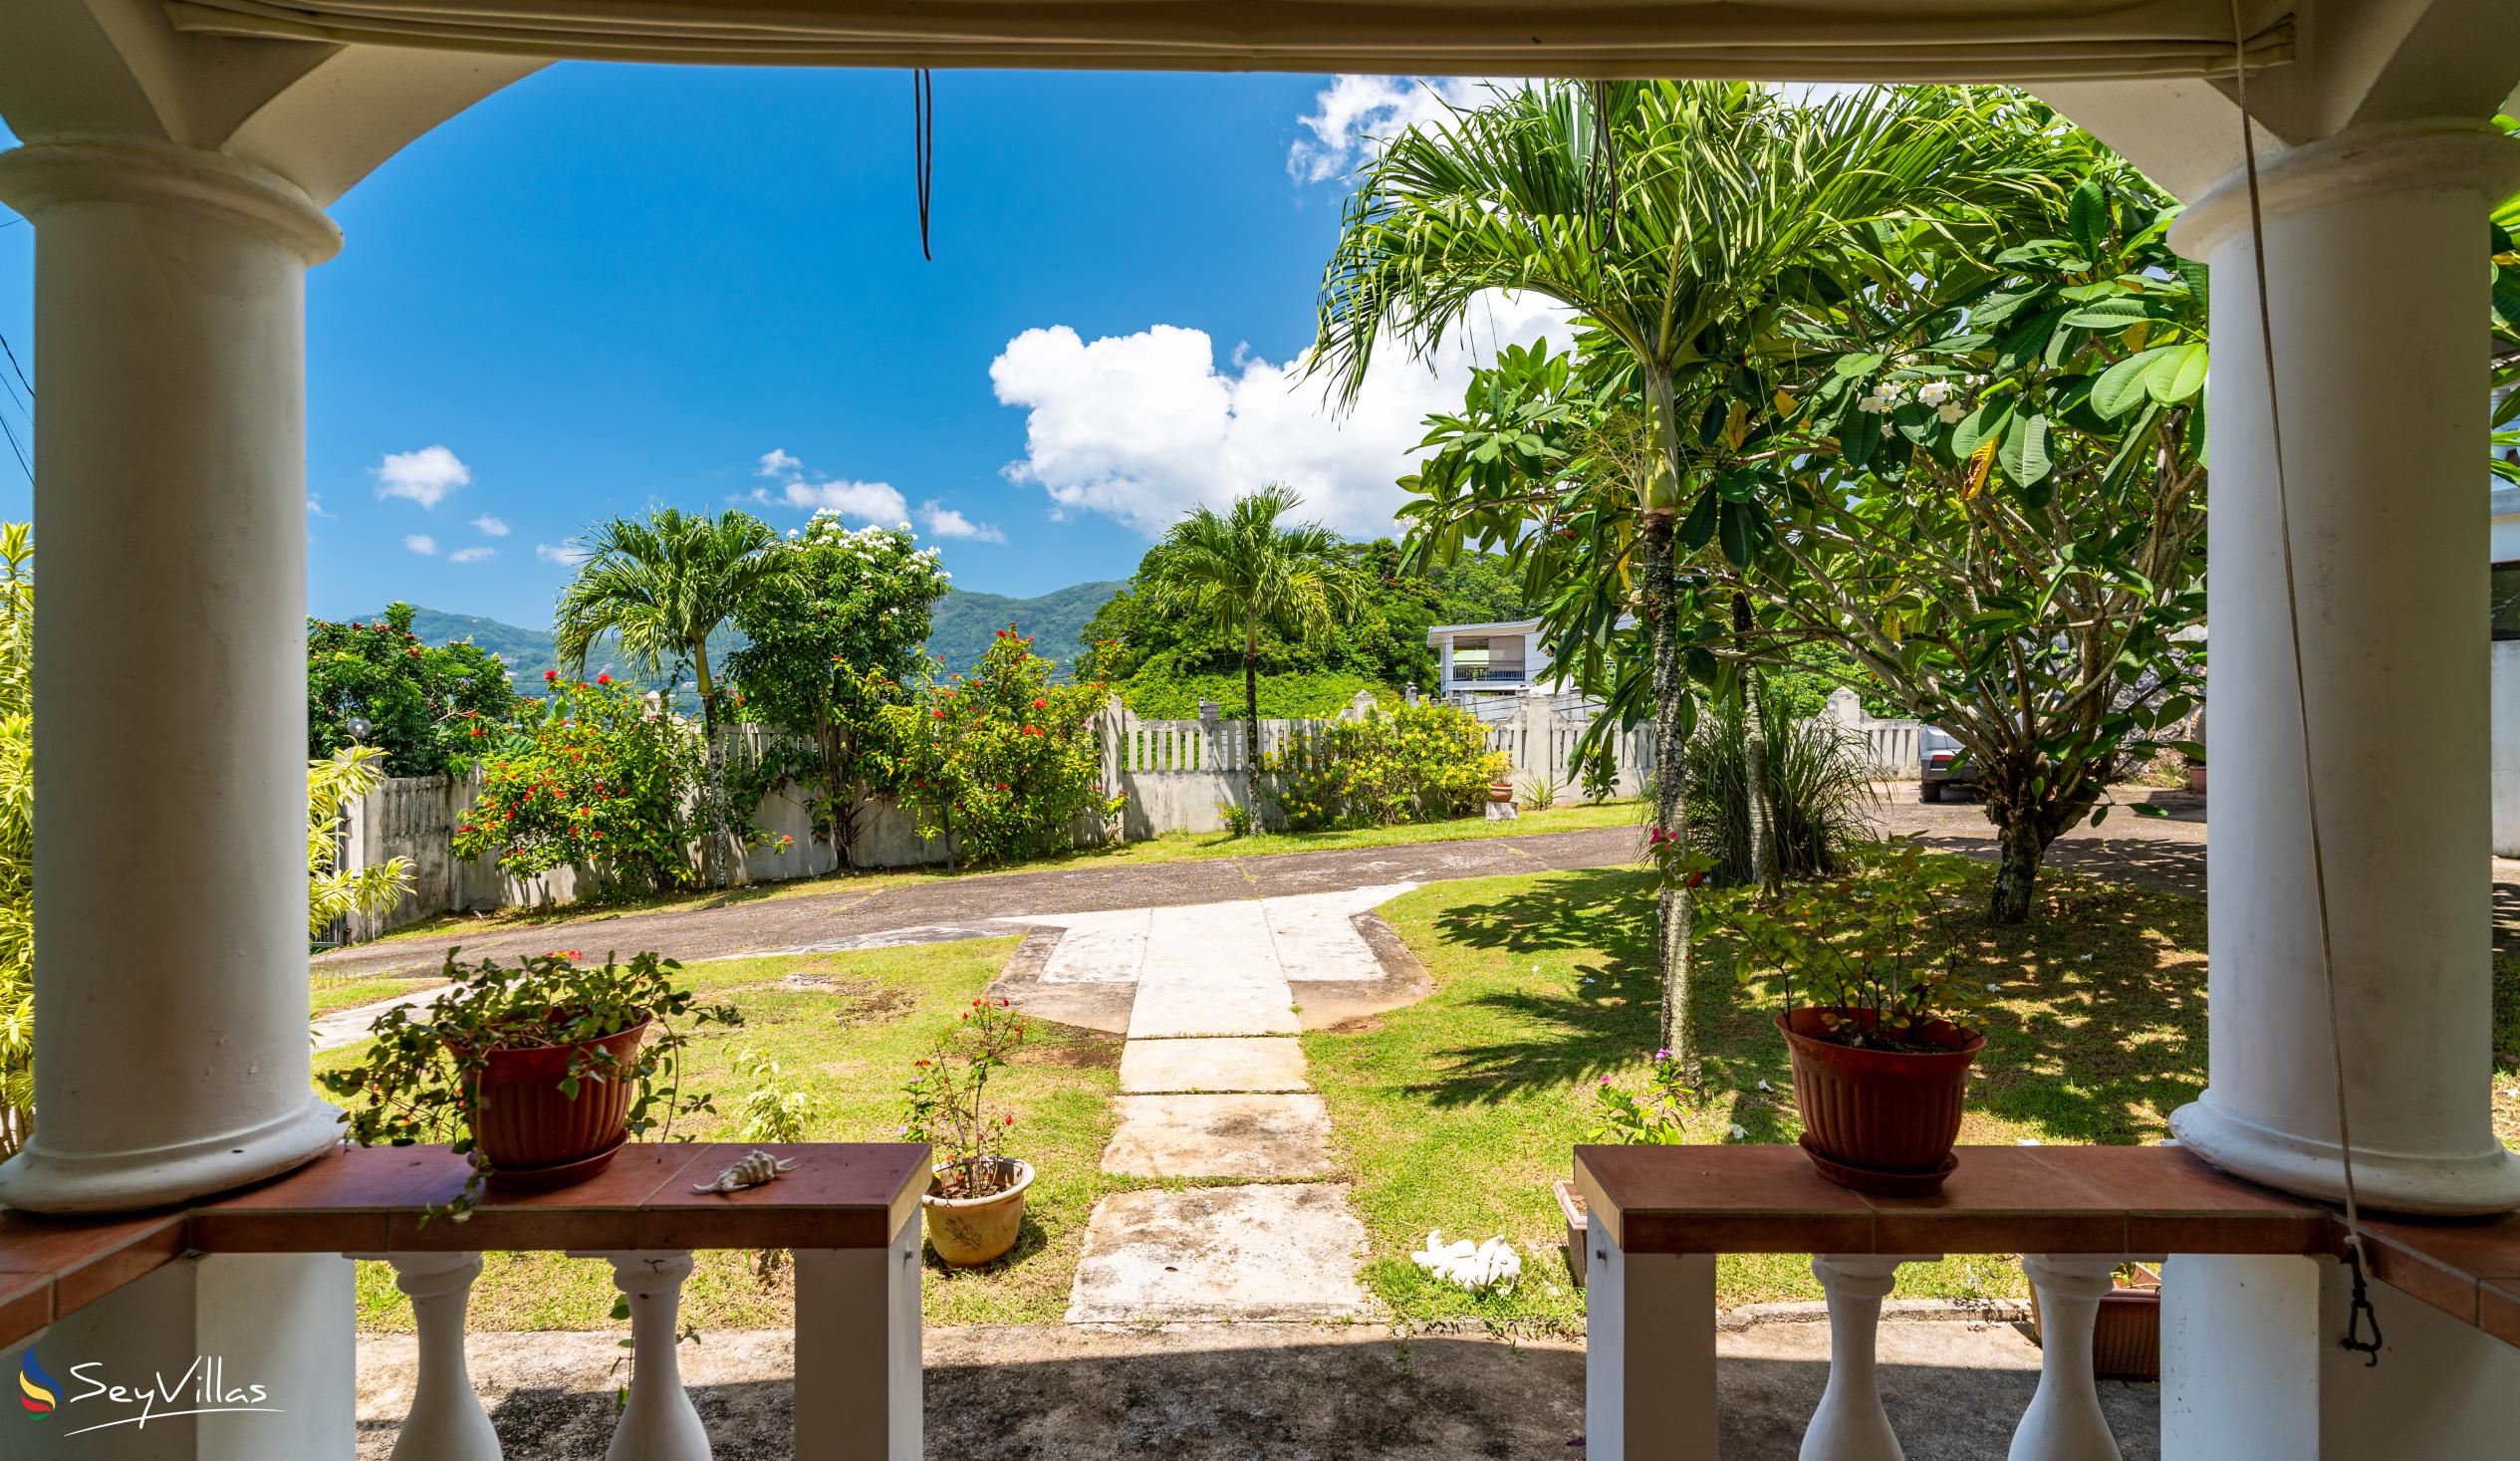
[1814,686,1926,779]
[337,692,1661,938]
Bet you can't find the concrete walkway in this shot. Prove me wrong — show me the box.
[1056,885,1413,1324]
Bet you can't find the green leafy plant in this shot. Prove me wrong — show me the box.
[309,744,418,935]
[1260,701,1508,833]
[1521,775,1561,812]
[308,602,519,777]
[1681,689,1875,886]
[453,676,720,898]
[1728,840,1982,1051]
[871,630,1122,869]
[900,996,1028,1198]
[732,1047,822,1144]
[321,948,740,1218]
[1575,740,1621,805]
[727,516,948,870]
[1591,1050,1696,1145]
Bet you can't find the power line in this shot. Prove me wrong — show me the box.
[0,410,27,486]
[0,331,27,402]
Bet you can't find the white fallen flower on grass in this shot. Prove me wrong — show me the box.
[1411,1231,1523,1294]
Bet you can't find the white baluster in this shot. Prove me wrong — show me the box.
[587,1250,712,1461]
[2009,1255,2124,1461]
[1802,1254,1929,1461]
[359,1251,503,1461]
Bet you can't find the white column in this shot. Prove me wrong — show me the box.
[2166,119,2520,1215]
[382,1252,502,1461]
[593,1251,711,1461]
[0,137,343,1212]
[2009,1256,2121,1461]
[1800,1255,1916,1461]
[1584,1221,1716,1461]
[792,1213,923,1460]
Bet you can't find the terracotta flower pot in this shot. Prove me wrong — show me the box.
[1553,1177,1590,1290]
[464,1022,647,1190]
[2030,1264,2161,1380]
[1488,781,1516,803]
[1778,1008,1984,1195]
[922,1157,1034,1267]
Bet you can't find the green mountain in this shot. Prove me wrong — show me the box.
[926,581,1125,677]
[351,580,1126,697]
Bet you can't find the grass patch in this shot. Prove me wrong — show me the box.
[323,937,1140,1334]
[1311,853,2225,1334]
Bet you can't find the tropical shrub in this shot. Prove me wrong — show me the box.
[1259,702,1507,832]
[308,602,519,777]
[452,675,713,896]
[309,745,417,934]
[0,525,30,1154]
[1116,669,1390,721]
[1681,690,1876,886]
[870,630,1121,868]
[1729,840,1984,1047]
[728,515,947,869]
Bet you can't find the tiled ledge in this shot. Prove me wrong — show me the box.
[1575,1143,2520,1353]
[0,1141,930,1349]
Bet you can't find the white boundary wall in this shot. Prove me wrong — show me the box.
[338,694,1659,937]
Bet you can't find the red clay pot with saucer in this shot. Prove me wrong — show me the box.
[1778,1008,1984,1196]
[464,1022,647,1190]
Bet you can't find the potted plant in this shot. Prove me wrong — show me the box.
[902,995,1034,1267]
[1487,778,1516,804]
[323,948,741,1218]
[1733,840,1986,1195]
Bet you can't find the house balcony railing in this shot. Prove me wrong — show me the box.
[1577,1142,2520,1460]
[1445,665,1527,685]
[0,1141,928,1460]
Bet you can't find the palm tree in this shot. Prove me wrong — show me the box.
[1313,82,2052,1075]
[1142,488,1363,828]
[555,507,792,886]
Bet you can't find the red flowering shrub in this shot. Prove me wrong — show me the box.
[871,628,1120,868]
[451,677,707,897]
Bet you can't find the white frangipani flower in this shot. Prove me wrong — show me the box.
[1937,402,1968,425]
[1411,1232,1523,1294]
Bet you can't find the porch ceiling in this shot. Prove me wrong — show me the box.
[163,0,2296,81]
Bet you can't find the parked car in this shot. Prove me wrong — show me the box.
[1918,727,1978,803]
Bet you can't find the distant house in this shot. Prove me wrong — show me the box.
[2493,485,2518,855]
[1426,618,1550,701]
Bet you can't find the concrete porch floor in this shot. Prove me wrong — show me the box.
[355,1313,2161,1459]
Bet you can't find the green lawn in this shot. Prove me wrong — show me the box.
[324,937,1153,1334]
[1307,855,2224,1334]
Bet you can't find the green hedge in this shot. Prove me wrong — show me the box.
[1118,671,1396,721]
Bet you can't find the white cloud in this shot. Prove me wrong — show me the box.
[470,514,510,538]
[753,477,910,524]
[988,290,1572,540]
[372,445,471,509]
[1288,75,1499,183]
[403,534,438,557]
[535,542,588,567]
[918,502,1006,544]
[756,447,803,478]
[306,495,336,520]
[449,546,497,564]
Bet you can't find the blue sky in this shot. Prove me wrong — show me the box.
[0,68,1554,629]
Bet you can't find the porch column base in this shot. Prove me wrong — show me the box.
[2171,1096,2520,1217]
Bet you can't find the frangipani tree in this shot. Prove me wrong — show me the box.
[1323,81,2062,1068]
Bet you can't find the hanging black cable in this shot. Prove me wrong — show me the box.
[0,410,27,485]
[0,330,28,405]
[911,68,936,261]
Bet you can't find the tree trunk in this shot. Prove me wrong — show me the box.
[694,641,731,891]
[1988,812,2050,924]
[1732,594,1776,893]
[1242,621,1262,834]
[1640,512,1695,1084]
[819,710,856,874]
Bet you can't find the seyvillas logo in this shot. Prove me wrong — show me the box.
[18,1351,57,1415]
[15,1354,282,1436]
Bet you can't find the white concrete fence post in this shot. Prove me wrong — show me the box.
[581,1251,712,1461]
[1802,1255,1925,1461]
[378,1251,503,1461]
[2008,1255,2125,1461]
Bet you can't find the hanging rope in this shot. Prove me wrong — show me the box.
[911,68,936,261]
[2227,0,2382,1367]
